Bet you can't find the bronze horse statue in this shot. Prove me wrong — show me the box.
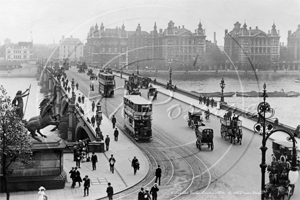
[24,98,60,139]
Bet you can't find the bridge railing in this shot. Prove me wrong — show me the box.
[112,69,298,136]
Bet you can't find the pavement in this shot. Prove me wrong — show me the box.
[115,72,300,151]
[0,67,149,200]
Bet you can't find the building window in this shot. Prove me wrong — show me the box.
[109,48,111,53]
[102,48,105,53]
[115,48,118,53]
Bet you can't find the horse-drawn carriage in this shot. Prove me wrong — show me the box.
[147,87,158,100]
[195,126,214,151]
[220,114,243,144]
[188,111,205,129]
[264,140,300,199]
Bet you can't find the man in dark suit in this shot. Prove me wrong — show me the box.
[83,175,90,197]
[69,167,76,188]
[91,152,98,170]
[106,182,114,200]
[138,187,145,200]
[155,165,162,185]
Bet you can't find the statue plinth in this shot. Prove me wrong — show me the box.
[1,135,67,192]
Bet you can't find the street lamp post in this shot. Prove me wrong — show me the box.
[254,83,299,199]
[96,102,103,140]
[220,78,225,102]
[169,67,172,86]
[137,64,139,75]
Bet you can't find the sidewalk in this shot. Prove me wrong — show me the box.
[0,71,149,200]
[115,73,300,151]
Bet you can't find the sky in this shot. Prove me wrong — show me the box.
[0,0,299,46]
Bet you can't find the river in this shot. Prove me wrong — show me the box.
[0,77,40,119]
[146,71,300,128]
[1,71,299,129]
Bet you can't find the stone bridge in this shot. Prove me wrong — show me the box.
[38,67,97,143]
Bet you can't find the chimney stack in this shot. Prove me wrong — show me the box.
[70,35,73,38]
[159,29,163,33]
[288,30,291,36]
[214,32,217,44]
[62,35,65,39]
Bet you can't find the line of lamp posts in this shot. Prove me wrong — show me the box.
[70,78,103,140]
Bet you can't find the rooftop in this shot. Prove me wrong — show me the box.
[124,95,152,105]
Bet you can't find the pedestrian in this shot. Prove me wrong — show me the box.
[155,165,162,185]
[67,86,71,93]
[114,128,119,141]
[87,117,91,124]
[131,156,140,175]
[105,135,110,151]
[83,175,90,197]
[144,189,151,200]
[199,95,202,104]
[111,115,116,128]
[75,151,81,168]
[294,125,300,138]
[76,82,79,90]
[109,154,116,173]
[78,95,81,103]
[106,182,114,200]
[91,115,95,127]
[138,187,145,200]
[90,83,92,91]
[91,152,98,170]
[69,167,76,188]
[150,183,159,200]
[274,118,279,129]
[82,95,85,104]
[74,167,82,187]
[92,101,95,112]
[92,84,94,91]
[206,97,210,107]
[38,186,47,200]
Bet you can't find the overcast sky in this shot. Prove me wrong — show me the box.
[0,0,299,46]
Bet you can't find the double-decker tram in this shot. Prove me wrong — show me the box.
[98,72,115,97]
[123,95,152,141]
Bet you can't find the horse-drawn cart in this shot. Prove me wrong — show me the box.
[264,140,300,199]
[220,117,243,144]
[195,126,214,151]
[188,111,205,129]
[147,87,158,100]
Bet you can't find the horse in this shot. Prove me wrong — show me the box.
[24,98,59,139]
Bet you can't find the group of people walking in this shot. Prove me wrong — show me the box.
[138,184,159,200]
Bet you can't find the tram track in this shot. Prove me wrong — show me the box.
[66,69,213,199]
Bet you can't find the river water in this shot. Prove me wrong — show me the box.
[146,71,300,128]
[1,71,300,129]
[0,78,40,119]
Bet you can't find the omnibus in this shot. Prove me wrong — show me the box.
[123,95,152,141]
[98,72,115,97]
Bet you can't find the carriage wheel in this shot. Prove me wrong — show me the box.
[211,142,214,151]
[199,142,202,151]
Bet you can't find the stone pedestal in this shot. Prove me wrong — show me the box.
[1,136,66,192]
[88,141,105,153]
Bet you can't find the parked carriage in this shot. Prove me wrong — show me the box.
[147,87,158,100]
[264,140,300,199]
[220,117,243,144]
[195,126,214,151]
[187,111,205,129]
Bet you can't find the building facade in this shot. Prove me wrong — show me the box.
[5,42,34,62]
[224,22,280,69]
[84,21,206,69]
[287,24,300,62]
[58,36,83,62]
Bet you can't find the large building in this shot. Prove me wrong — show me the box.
[224,22,280,69]
[5,42,34,62]
[287,24,300,62]
[84,21,207,69]
[58,36,83,62]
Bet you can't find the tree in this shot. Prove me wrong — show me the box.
[0,85,32,200]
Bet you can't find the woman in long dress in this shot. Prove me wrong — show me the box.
[37,186,46,200]
[12,88,29,119]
